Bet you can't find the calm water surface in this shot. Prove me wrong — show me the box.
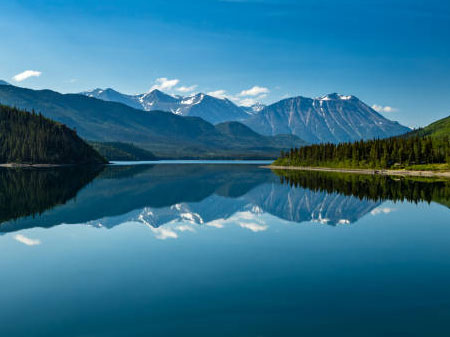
[1,162,449,337]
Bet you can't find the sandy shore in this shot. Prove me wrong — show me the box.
[265,165,450,178]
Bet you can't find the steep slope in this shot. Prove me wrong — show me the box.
[138,89,180,111]
[241,103,265,115]
[175,93,249,123]
[81,88,142,110]
[406,115,450,138]
[0,105,106,164]
[243,93,410,143]
[82,88,249,124]
[0,85,303,159]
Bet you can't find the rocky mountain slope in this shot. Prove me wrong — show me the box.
[81,88,249,124]
[243,93,410,143]
[83,88,410,143]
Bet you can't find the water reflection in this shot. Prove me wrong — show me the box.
[274,169,450,205]
[0,164,448,235]
[0,166,103,224]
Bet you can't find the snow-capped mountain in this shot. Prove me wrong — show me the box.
[174,93,249,123]
[137,89,180,112]
[81,88,249,124]
[243,93,410,143]
[81,88,409,142]
[82,88,143,110]
[241,102,266,115]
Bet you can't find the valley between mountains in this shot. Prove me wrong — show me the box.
[0,81,410,160]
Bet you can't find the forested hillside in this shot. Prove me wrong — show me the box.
[0,105,107,165]
[406,115,450,139]
[90,142,157,161]
[274,136,450,169]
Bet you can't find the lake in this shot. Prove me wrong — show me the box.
[1,162,449,337]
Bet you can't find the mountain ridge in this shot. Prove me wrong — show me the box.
[243,93,410,143]
[81,88,249,124]
[0,84,305,159]
[405,115,450,139]
[81,87,410,143]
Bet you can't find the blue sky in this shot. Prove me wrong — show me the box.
[1,0,449,127]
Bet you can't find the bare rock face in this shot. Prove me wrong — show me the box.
[243,93,410,143]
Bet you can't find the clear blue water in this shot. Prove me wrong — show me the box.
[0,163,449,337]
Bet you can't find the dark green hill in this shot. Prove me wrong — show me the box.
[215,121,306,149]
[0,105,106,165]
[407,115,450,139]
[90,142,157,161]
[0,85,305,159]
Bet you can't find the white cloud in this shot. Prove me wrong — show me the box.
[14,234,41,246]
[206,220,225,228]
[151,227,178,240]
[176,225,195,232]
[207,89,228,99]
[239,222,268,232]
[370,207,396,216]
[372,105,398,113]
[240,98,258,107]
[12,70,42,82]
[151,77,180,91]
[240,86,270,97]
[176,85,197,93]
[239,94,267,107]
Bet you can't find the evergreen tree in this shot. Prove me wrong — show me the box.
[0,105,107,164]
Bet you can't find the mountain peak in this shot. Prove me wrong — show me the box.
[243,92,409,143]
[0,80,10,86]
[142,89,179,102]
[241,102,266,115]
[317,93,356,101]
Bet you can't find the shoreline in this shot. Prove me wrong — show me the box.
[0,163,108,168]
[0,163,68,168]
[265,165,450,178]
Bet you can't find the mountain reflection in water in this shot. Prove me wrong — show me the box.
[0,164,448,234]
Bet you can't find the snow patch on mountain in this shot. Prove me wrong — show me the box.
[243,93,410,143]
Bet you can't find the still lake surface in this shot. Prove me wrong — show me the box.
[1,161,449,337]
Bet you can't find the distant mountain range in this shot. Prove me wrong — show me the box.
[1,80,411,149]
[81,87,410,143]
[81,88,249,124]
[0,84,304,159]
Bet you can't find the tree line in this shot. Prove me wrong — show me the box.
[274,135,450,169]
[273,169,450,206]
[0,105,106,164]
